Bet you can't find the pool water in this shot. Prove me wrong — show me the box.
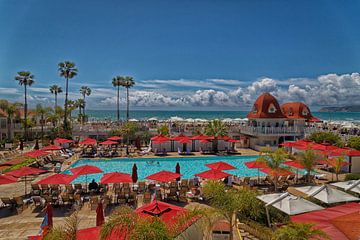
[64,155,264,183]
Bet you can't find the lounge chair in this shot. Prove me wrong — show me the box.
[65,184,75,194]
[0,197,16,209]
[41,184,50,195]
[31,184,41,196]
[32,196,44,208]
[14,196,24,213]
[179,189,188,203]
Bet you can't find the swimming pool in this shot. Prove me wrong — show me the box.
[64,155,264,183]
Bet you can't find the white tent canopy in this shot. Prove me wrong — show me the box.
[295,185,360,204]
[257,193,324,215]
[331,180,360,194]
[148,117,158,121]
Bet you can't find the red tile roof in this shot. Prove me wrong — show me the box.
[281,102,314,120]
[246,92,286,119]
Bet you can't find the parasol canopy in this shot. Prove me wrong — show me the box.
[195,169,231,180]
[6,166,46,178]
[100,172,132,184]
[206,161,236,171]
[36,174,76,185]
[99,140,118,145]
[0,174,18,185]
[23,150,50,158]
[79,138,97,145]
[107,136,122,141]
[70,165,103,176]
[146,170,182,183]
[260,167,293,176]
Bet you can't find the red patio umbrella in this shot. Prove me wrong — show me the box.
[146,170,182,183]
[70,165,103,188]
[40,145,62,151]
[206,161,236,171]
[151,135,170,142]
[79,138,97,145]
[6,166,46,178]
[70,165,103,176]
[283,160,305,169]
[132,164,138,183]
[0,174,18,185]
[6,166,47,194]
[226,139,240,143]
[195,169,231,180]
[107,136,122,141]
[178,138,191,144]
[245,160,268,181]
[260,167,293,176]
[99,140,118,145]
[190,135,209,140]
[36,174,76,185]
[23,150,50,158]
[100,172,132,184]
[96,201,104,226]
[171,134,187,141]
[54,138,73,144]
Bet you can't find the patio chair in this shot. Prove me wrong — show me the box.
[180,179,188,188]
[31,196,44,208]
[127,192,137,206]
[13,196,24,213]
[188,179,195,189]
[0,197,16,209]
[117,194,127,204]
[286,175,296,184]
[50,184,60,195]
[102,195,112,209]
[143,192,152,204]
[179,189,188,203]
[168,187,179,201]
[74,184,84,194]
[31,184,41,196]
[90,196,98,210]
[61,194,72,208]
[138,182,146,193]
[65,184,74,194]
[170,181,178,188]
[41,184,50,195]
[74,194,83,209]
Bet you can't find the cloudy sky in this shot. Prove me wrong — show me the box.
[1,1,360,110]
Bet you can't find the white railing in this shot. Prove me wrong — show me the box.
[240,126,304,135]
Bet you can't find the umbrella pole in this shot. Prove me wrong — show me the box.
[257,168,260,183]
[24,175,27,196]
[265,206,271,227]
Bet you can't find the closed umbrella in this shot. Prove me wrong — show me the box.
[46,203,53,228]
[132,164,138,183]
[175,163,181,181]
[96,202,104,226]
[0,174,18,185]
[34,139,39,150]
[195,169,231,180]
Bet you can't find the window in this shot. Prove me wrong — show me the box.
[302,109,309,116]
[288,107,294,116]
[268,103,276,113]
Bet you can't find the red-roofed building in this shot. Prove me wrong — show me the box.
[241,92,312,150]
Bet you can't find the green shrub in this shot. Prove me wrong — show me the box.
[345,173,360,181]
[347,136,360,150]
[307,132,344,147]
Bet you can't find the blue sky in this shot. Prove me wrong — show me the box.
[1,1,360,110]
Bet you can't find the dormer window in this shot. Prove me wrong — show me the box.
[288,107,294,116]
[302,109,309,116]
[268,103,276,113]
[252,104,258,113]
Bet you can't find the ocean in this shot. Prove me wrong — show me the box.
[86,110,360,122]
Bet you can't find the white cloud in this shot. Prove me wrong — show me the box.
[2,72,360,109]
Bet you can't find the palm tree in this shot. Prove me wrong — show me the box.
[15,71,35,141]
[35,104,52,142]
[121,76,135,121]
[202,181,261,240]
[297,149,321,183]
[256,147,288,191]
[43,212,79,240]
[273,222,328,240]
[58,61,78,132]
[75,99,85,123]
[0,100,21,141]
[66,100,77,120]
[112,76,123,122]
[79,86,91,117]
[205,119,228,152]
[49,85,63,109]
[333,155,346,181]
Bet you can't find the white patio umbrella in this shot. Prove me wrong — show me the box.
[169,116,184,122]
[129,118,139,122]
[331,180,360,194]
[148,117,158,121]
[295,185,360,204]
[257,192,324,216]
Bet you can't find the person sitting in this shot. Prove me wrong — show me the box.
[88,179,99,191]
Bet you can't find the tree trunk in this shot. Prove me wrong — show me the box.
[41,114,44,142]
[274,175,278,192]
[212,138,218,153]
[83,95,86,116]
[54,93,57,109]
[64,76,69,132]
[7,117,11,141]
[126,87,129,121]
[117,85,120,122]
[229,212,234,240]
[24,84,28,142]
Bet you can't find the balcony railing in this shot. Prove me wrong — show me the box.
[240,126,304,136]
